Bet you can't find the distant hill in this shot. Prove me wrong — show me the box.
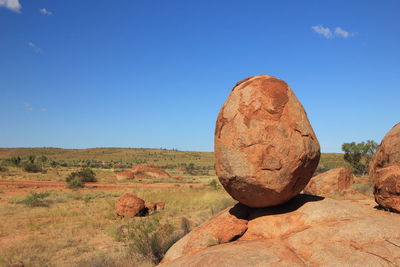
[0,147,349,170]
[0,147,214,166]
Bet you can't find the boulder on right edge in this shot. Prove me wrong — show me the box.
[304,168,354,197]
[370,123,400,212]
[372,165,400,212]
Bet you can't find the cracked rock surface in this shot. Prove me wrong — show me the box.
[214,75,320,208]
[160,195,400,266]
[303,168,355,198]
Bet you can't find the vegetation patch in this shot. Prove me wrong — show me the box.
[19,192,51,207]
[342,140,378,175]
[22,162,43,173]
[66,168,97,183]
[66,178,84,189]
[208,179,219,190]
[112,216,185,264]
[65,168,97,189]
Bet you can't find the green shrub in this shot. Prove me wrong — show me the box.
[20,192,51,207]
[67,178,84,190]
[113,217,183,264]
[184,163,211,176]
[128,218,180,264]
[28,155,35,163]
[66,168,97,183]
[0,166,8,172]
[208,179,219,190]
[83,195,94,203]
[7,156,21,166]
[50,160,58,167]
[23,162,42,173]
[180,217,192,235]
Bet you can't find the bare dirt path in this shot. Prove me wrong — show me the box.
[0,180,204,189]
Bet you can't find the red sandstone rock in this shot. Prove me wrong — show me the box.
[115,170,135,181]
[214,75,320,207]
[161,203,249,263]
[304,168,354,197]
[370,123,400,178]
[145,201,165,214]
[131,164,171,179]
[373,165,400,212]
[370,123,400,212]
[115,193,145,217]
[160,195,400,266]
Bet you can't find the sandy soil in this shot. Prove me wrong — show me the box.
[0,179,204,189]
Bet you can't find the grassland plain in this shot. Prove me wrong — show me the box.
[0,148,352,266]
[0,186,235,267]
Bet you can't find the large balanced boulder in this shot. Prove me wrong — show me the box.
[160,195,400,266]
[370,123,400,212]
[304,168,354,197]
[215,75,320,207]
[115,193,145,217]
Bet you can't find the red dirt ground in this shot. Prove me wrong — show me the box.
[0,180,204,189]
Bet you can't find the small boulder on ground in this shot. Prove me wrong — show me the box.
[145,201,165,215]
[370,123,400,212]
[131,164,171,179]
[115,193,145,217]
[214,75,320,208]
[115,170,135,181]
[304,168,354,197]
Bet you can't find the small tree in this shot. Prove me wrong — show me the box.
[342,140,378,176]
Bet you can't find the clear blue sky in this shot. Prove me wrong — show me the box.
[1,0,399,152]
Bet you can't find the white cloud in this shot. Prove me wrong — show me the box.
[312,25,333,39]
[40,107,47,112]
[0,0,21,13]
[39,8,53,16]
[24,103,33,111]
[28,42,41,53]
[312,25,354,39]
[335,27,352,38]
